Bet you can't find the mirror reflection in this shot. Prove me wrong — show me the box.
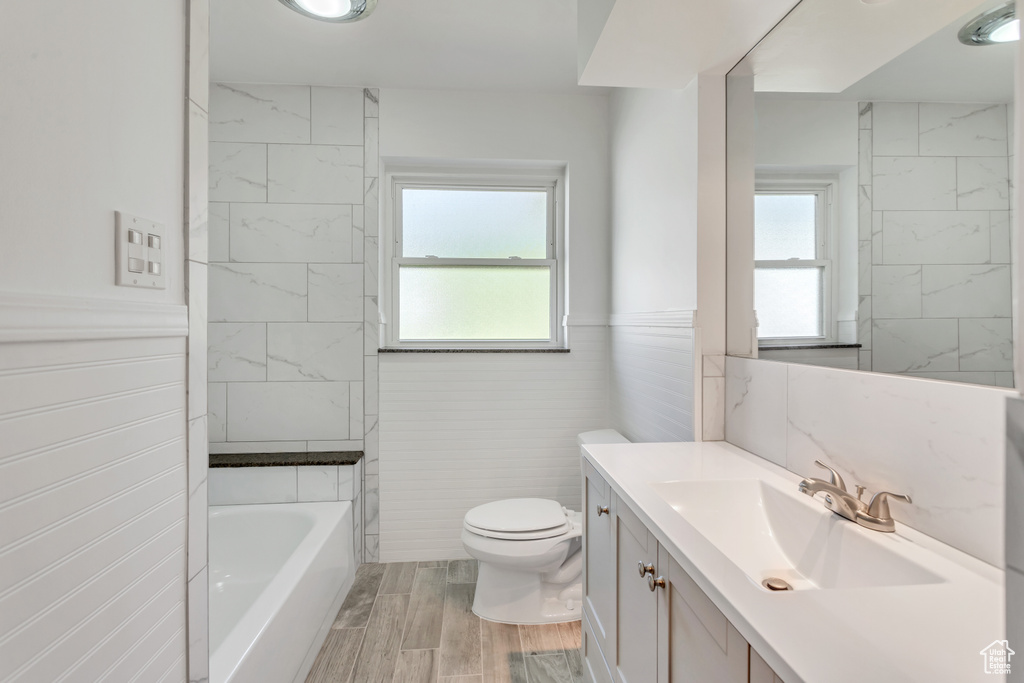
[730,0,1016,388]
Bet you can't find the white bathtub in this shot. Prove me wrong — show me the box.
[209,502,355,683]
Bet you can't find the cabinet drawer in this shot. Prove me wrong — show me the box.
[583,609,614,683]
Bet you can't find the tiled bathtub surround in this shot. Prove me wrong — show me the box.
[725,356,1011,567]
[208,83,380,561]
[1006,398,1024,657]
[859,102,1014,387]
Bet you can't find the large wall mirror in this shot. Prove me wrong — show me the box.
[726,0,1017,388]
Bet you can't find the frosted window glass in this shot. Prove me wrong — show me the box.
[399,266,550,340]
[755,267,822,338]
[754,194,817,260]
[402,189,548,258]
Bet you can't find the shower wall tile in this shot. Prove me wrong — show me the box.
[991,210,1011,263]
[209,466,298,505]
[871,319,959,373]
[208,322,266,382]
[209,440,307,454]
[188,102,210,264]
[210,83,311,144]
[187,567,209,683]
[858,130,872,185]
[350,382,364,441]
[227,381,350,441]
[298,466,340,502]
[724,356,788,468]
[364,415,379,476]
[872,102,918,156]
[365,177,379,237]
[311,86,364,145]
[959,318,1014,372]
[364,88,379,118]
[364,474,379,534]
[209,263,307,322]
[267,144,363,204]
[209,142,267,202]
[881,211,989,265]
[208,383,227,442]
[919,103,1007,157]
[230,203,353,263]
[308,439,364,451]
[364,356,379,415]
[339,465,356,501]
[266,322,363,381]
[209,202,230,262]
[187,262,208,421]
[364,117,379,178]
[188,415,208,580]
[872,156,957,210]
[956,156,1010,210]
[921,264,1012,318]
[308,264,363,322]
[871,265,921,319]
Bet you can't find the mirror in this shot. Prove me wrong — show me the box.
[726,0,1017,388]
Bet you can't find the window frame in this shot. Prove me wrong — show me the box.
[381,168,566,349]
[754,177,839,345]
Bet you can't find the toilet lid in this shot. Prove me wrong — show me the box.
[464,498,568,536]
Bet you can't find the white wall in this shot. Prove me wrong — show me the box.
[0,2,185,305]
[610,87,699,315]
[0,2,190,680]
[376,88,612,561]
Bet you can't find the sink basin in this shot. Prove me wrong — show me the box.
[648,479,944,591]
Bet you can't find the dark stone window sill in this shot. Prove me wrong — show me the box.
[378,348,570,353]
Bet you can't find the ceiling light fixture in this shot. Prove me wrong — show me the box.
[959,2,1018,45]
[278,0,377,23]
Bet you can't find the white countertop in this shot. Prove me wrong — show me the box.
[583,441,1004,683]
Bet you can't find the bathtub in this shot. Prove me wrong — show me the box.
[209,502,355,683]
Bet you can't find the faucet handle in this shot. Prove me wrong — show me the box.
[866,491,912,520]
[813,460,847,492]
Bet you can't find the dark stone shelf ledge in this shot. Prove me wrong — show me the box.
[210,451,363,468]
[759,343,862,351]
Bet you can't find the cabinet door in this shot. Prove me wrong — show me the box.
[583,609,615,683]
[615,502,660,683]
[750,647,786,683]
[584,462,616,657]
[666,554,748,683]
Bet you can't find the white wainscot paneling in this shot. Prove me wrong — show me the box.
[724,356,788,468]
[0,335,187,683]
[209,83,311,144]
[609,325,694,443]
[786,363,1010,566]
[230,203,353,263]
[378,326,610,562]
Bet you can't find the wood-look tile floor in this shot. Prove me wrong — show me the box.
[306,560,583,683]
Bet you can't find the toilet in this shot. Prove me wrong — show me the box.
[461,429,630,624]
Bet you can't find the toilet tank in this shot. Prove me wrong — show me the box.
[576,429,630,447]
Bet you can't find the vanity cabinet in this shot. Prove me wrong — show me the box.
[583,465,783,683]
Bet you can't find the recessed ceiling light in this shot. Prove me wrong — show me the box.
[278,0,377,22]
[959,2,1018,45]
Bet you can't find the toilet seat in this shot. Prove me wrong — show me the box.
[463,498,573,541]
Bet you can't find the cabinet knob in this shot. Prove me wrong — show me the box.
[648,575,666,592]
[596,505,609,516]
[637,561,655,578]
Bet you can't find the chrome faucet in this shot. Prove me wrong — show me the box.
[798,460,912,533]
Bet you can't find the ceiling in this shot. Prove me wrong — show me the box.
[210,0,587,91]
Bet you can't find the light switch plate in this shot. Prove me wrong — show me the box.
[115,211,166,289]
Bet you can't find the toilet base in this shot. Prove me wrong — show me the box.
[471,560,582,625]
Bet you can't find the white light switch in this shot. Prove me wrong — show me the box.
[116,211,166,289]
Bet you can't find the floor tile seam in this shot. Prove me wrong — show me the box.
[341,626,369,683]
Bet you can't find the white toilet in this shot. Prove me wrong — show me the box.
[461,429,630,624]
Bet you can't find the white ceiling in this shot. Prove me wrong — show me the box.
[210,0,587,91]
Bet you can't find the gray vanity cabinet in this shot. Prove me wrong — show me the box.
[583,466,783,683]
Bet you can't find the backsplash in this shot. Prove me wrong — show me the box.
[207,83,380,560]
[857,101,1014,387]
[725,355,1012,567]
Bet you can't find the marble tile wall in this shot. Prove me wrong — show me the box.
[186,1,210,681]
[858,102,1014,387]
[208,82,380,562]
[725,356,1012,568]
[1006,398,1024,663]
[208,463,361,505]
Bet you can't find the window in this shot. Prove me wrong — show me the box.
[754,180,835,342]
[383,171,564,348]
